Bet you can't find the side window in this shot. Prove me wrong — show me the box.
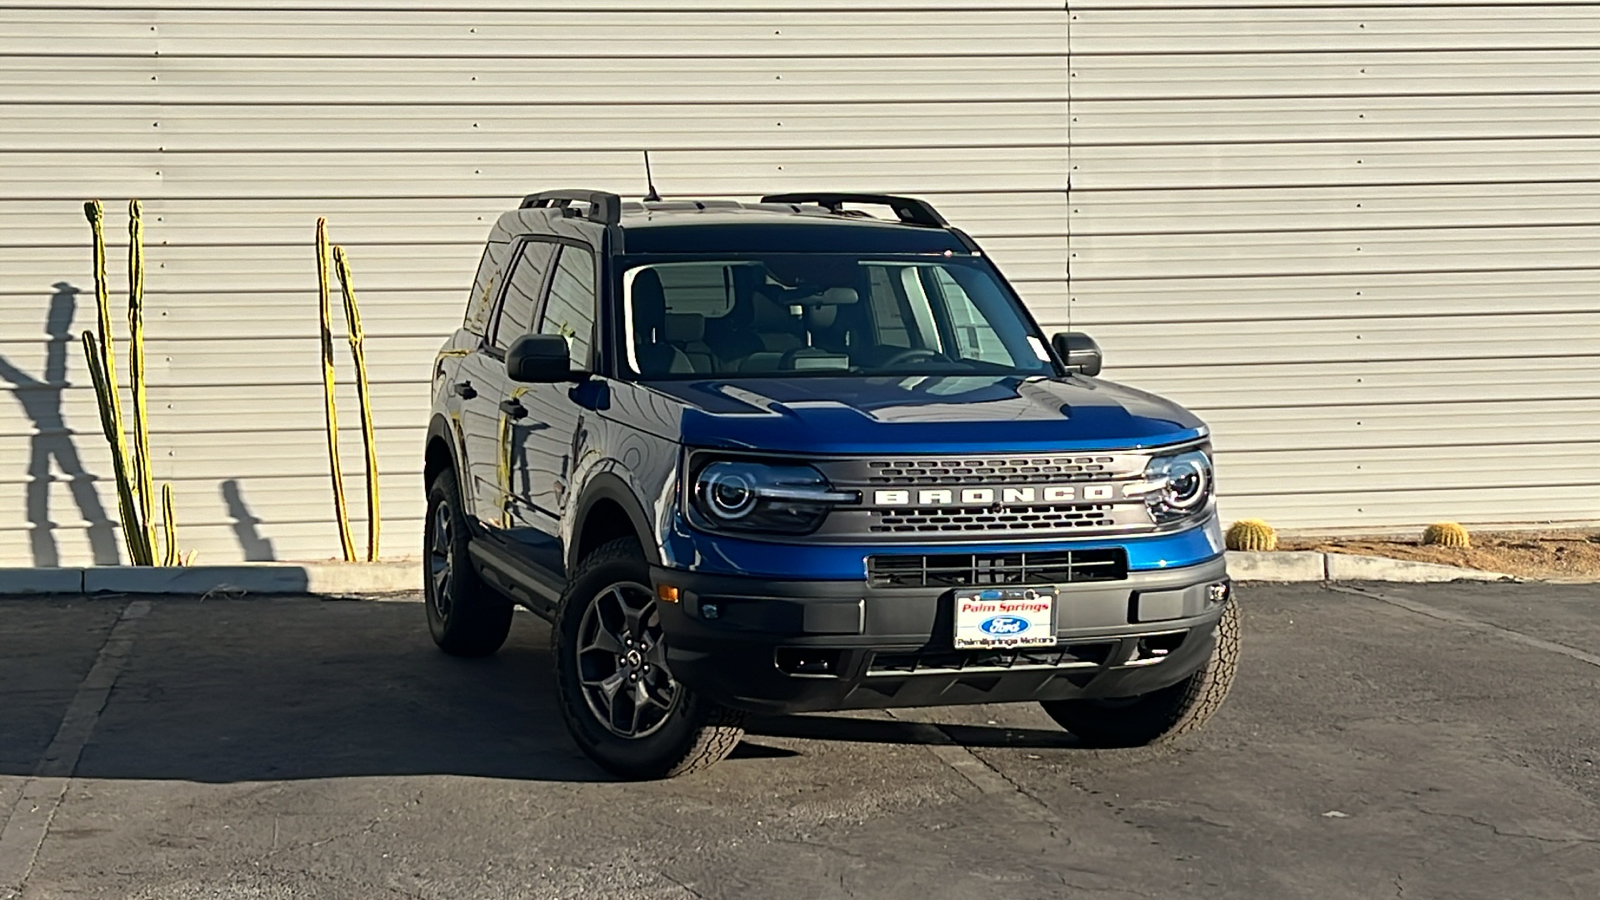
[931,268,1008,360]
[463,241,509,337]
[490,240,557,353]
[865,266,912,350]
[539,245,597,371]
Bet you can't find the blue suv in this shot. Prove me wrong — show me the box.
[425,191,1237,779]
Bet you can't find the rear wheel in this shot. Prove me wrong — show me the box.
[1041,600,1239,747]
[424,467,513,657]
[554,537,744,779]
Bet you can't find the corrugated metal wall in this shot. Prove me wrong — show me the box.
[0,2,1070,565]
[0,2,1593,567]
[1067,0,1600,531]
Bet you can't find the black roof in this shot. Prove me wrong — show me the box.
[512,190,976,255]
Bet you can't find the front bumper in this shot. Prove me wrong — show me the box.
[653,555,1231,715]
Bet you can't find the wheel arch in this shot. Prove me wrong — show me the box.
[570,473,661,570]
[425,414,461,491]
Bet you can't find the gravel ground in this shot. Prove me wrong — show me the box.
[1284,528,1600,581]
[2,582,1597,900]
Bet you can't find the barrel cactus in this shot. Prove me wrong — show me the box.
[1422,522,1471,549]
[1226,519,1278,552]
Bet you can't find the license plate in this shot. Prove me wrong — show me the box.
[954,587,1057,649]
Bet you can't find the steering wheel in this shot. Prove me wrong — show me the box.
[880,347,945,367]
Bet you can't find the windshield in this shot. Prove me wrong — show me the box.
[617,254,1056,380]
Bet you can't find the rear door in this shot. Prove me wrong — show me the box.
[505,242,601,578]
[459,238,557,529]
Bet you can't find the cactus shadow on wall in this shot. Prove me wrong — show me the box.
[220,479,276,561]
[0,283,122,566]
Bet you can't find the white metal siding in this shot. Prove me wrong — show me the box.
[0,2,1069,565]
[1068,1,1600,530]
[2,2,1595,568]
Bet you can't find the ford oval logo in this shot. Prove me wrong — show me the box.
[980,615,1029,636]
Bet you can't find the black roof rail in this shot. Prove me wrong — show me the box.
[760,192,949,228]
[520,189,622,226]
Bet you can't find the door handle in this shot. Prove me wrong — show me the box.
[452,381,476,400]
[499,398,528,419]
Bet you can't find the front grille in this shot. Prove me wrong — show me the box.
[867,548,1127,588]
[869,642,1118,675]
[869,503,1116,534]
[866,455,1118,486]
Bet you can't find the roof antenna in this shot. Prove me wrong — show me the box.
[642,150,662,202]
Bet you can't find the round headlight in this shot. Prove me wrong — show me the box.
[701,466,758,519]
[1164,456,1209,510]
[1140,448,1213,523]
[690,458,856,535]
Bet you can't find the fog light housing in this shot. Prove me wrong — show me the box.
[1207,582,1231,604]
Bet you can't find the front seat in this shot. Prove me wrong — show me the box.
[631,269,693,376]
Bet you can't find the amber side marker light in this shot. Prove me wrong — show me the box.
[657,585,680,603]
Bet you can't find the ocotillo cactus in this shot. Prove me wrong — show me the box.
[127,199,158,554]
[83,202,125,439]
[82,199,181,566]
[1226,519,1278,552]
[316,218,357,562]
[84,201,150,564]
[82,331,153,565]
[332,244,381,561]
[161,483,180,566]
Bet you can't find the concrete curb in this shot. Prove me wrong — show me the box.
[1228,551,1513,584]
[0,552,1515,598]
[1223,551,1326,583]
[1,561,422,597]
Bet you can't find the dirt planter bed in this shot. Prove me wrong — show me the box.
[1281,529,1600,582]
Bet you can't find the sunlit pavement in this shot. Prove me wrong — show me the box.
[2,582,1596,900]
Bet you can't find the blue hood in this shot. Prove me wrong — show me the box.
[648,375,1206,455]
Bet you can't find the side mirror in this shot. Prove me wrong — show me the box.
[1051,331,1102,377]
[506,333,573,383]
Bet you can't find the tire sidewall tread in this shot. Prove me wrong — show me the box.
[424,468,513,658]
[553,536,744,779]
[1042,600,1241,748]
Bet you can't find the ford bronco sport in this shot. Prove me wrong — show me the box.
[424,190,1237,779]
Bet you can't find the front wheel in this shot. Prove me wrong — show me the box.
[553,538,744,779]
[1041,600,1240,748]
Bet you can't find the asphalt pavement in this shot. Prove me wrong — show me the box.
[1,582,1596,900]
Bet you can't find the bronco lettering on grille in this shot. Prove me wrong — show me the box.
[871,484,1117,507]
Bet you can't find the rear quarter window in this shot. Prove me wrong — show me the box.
[463,240,511,337]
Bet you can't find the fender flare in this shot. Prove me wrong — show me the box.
[568,471,662,569]
[425,413,471,513]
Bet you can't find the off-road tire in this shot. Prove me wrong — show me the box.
[1041,599,1240,748]
[553,537,744,779]
[424,467,513,657]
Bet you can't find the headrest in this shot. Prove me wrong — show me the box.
[750,290,799,330]
[631,269,667,334]
[664,312,705,343]
[804,305,838,330]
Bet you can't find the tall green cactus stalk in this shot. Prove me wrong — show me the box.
[161,483,180,566]
[83,201,153,565]
[333,244,381,562]
[84,202,132,482]
[83,198,182,566]
[127,199,159,556]
[317,218,357,562]
[82,331,153,565]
